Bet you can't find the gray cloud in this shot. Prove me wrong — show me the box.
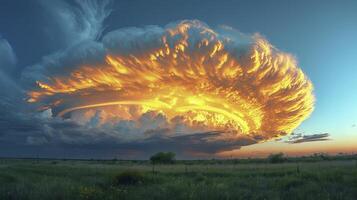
[0,111,260,158]
[0,37,26,133]
[0,37,17,76]
[38,0,112,48]
[21,40,106,88]
[22,0,111,87]
[286,133,330,144]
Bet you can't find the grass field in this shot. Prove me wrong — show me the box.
[1,159,357,200]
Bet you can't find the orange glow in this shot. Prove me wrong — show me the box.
[28,21,314,140]
[218,137,357,158]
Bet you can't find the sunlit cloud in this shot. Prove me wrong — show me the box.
[22,19,314,154]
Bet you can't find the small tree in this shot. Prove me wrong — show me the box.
[312,153,329,161]
[267,153,286,163]
[150,152,176,164]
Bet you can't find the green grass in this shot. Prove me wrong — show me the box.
[0,159,357,200]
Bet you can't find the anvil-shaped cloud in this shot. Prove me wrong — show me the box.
[8,0,314,157]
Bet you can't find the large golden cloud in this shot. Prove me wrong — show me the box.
[27,20,314,141]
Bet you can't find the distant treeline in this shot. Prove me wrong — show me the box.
[1,153,356,165]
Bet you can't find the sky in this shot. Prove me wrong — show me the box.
[0,0,356,159]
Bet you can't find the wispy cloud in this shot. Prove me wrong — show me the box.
[38,0,112,46]
[0,36,17,76]
[286,133,330,144]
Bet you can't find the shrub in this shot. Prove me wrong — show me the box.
[194,173,206,183]
[312,153,330,161]
[150,152,176,164]
[267,153,287,163]
[112,170,145,186]
[79,186,103,200]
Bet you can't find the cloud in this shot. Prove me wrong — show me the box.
[286,133,330,144]
[20,19,314,156]
[0,112,260,159]
[0,37,25,128]
[0,107,260,158]
[171,131,257,154]
[38,0,112,48]
[21,40,106,88]
[24,20,314,136]
[0,37,17,76]
[98,131,258,158]
[0,1,314,158]
[26,136,49,145]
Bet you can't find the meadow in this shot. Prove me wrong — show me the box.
[0,157,357,200]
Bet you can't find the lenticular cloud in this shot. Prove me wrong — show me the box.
[24,20,314,147]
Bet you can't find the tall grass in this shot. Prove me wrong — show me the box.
[0,159,356,200]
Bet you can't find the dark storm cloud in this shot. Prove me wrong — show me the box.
[71,131,259,158]
[0,115,260,158]
[0,101,261,157]
[0,37,26,138]
[0,0,113,151]
[0,71,23,111]
[286,133,330,144]
[116,131,256,155]
[171,132,257,154]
